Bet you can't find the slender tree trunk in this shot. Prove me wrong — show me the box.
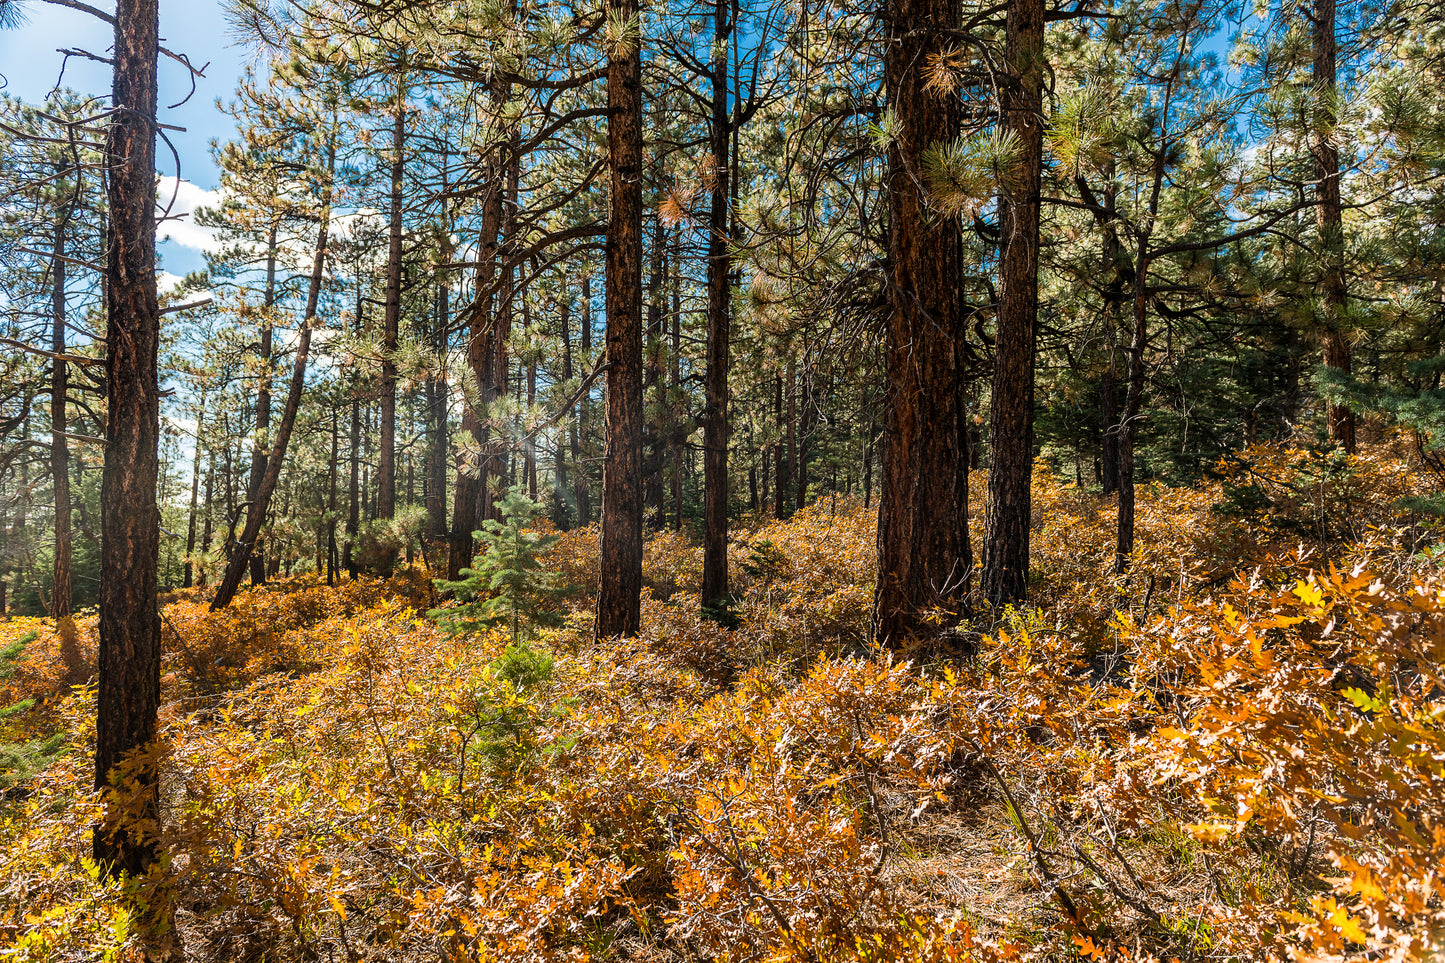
[199,451,214,586]
[671,227,684,531]
[426,290,449,545]
[246,224,278,587]
[95,0,164,888]
[1313,0,1354,452]
[448,436,480,579]
[450,70,514,575]
[347,338,361,579]
[221,413,234,537]
[1094,161,1122,496]
[525,358,538,497]
[575,275,594,526]
[980,0,1044,607]
[426,155,452,551]
[492,149,520,517]
[50,199,73,617]
[872,0,971,643]
[212,128,337,610]
[795,365,808,511]
[555,294,575,527]
[761,438,771,513]
[183,390,206,589]
[644,216,666,524]
[1116,251,1150,572]
[861,426,872,510]
[378,69,407,522]
[327,407,338,584]
[702,0,734,608]
[1100,344,1120,494]
[595,0,645,638]
[774,373,789,518]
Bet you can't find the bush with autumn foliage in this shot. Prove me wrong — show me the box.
[1,438,1443,961]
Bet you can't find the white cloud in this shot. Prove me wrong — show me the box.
[156,176,228,256]
[158,271,187,293]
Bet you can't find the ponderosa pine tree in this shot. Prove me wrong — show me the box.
[82,0,169,908]
[594,0,645,638]
[980,0,1045,607]
[872,0,972,641]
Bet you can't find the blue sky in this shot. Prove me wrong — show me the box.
[1,0,251,275]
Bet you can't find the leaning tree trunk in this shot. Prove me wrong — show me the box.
[701,0,734,612]
[872,0,971,644]
[95,0,163,890]
[1314,0,1355,452]
[211,130,336,610]
[595,0,645,638]
[981,0,1044,607]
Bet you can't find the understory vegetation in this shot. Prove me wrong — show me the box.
[2,439,1442,962]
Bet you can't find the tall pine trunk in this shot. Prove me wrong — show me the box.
[671,227,684,531]
[595,0,645,638]
[378,68,407,522]
[1314,0,1354,452]
[872,0,971,643]
[981,0,1044,607]
[702,0,733,608]
[95,0,163,888]
[50,196,73,617]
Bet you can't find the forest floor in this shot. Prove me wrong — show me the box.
[2,438,1443,962]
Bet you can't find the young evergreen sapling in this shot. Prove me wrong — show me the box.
[432,488,565,645]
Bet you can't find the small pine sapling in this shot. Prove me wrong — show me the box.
[432,488,565,645]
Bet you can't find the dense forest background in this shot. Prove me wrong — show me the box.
[2,0,1445,957]
[2,0,1440,620]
